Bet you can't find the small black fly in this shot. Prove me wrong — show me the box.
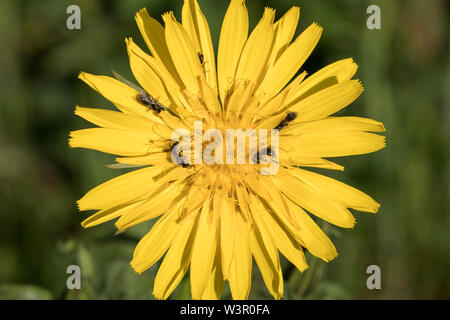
[274,112,297,130]
[138,92,166,114]
[171,142,191,168]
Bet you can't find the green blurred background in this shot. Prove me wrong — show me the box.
[0,0,448,299]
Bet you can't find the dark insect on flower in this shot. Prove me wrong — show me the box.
[198,52,208,73]
[198,52,204,65]
[171,142,191,168]
[138,92,166,113]
[252,146,275,164]
[110,69,167,114]
[274,112,297,130]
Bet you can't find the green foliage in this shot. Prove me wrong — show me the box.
[0,0,448,300]
[0,284,53,300]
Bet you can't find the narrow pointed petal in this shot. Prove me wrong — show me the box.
[162,12,204,95]
[274,170,356,228]
[228,212,252,300]
[279,151,345,171]
[200,245,225,299]
[135,8,183,87]
[74,106,171,138]
[284,116,386,135]
[284,198,338,262]
[153,213,198,299]
[182,0,218,90]
[249,194,283,299]
[130,211,181,274]
[267,6,300,68]
[286,58,358,105]
[114,182,184,231]
[218,194,235,279]
[81,200,145,228]
[281,130,386,158]
[262,211,308,272]
[258,23,322,100]
[76,165,176,211]
[69,128,159,156]
[115,153,172,166]
[125,38,171,105]
[235,8,275,87]
[217,0,248,104]
[190,198,217,299]
[287,80,364,121]
[290,167,380,213]
[78,72,163,123]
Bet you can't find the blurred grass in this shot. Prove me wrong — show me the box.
[0,0,448,299]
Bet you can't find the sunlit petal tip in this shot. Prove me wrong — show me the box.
[77,71,85,79]
[356,79,365,91]
[77,71,99,90]
[129,261,142,274]
[77,71,88,83]
[135,7,148,18]
[75,200,82,212]
[326,251,338,262]
[371,202,381,214]
[161,11,175,23]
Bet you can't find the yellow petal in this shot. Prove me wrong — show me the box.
[258,23,322,100]
[69,128,159,156]
[199,76,222,114]
[284,198,338,262]
[256,88,291,120]
[218,193,235,279]
[274,169,356,228]
[126,33,190,115]
[283,116,386,135]
[200,245,225,299]
[130,210,180,274]
[135,8,183,87]
[235,8,275,87]
[115,152,172,166]
[286,80,364,121]
[281,130,386,158]
[78,72,163,123]
[267,6,300,68]
[289,167,380,213]
[286,58,358,105]
[247,175,299,229]
[153,212,198,299]
[81,200,145,228]
[249,194,283,299]
[262,211,308,272]
[162,11,204,95]
[228,212,252,299]
[190,198,217,299]
[217,0,248,104]
[114,182,184,231]
[182,0,218,90]
[235,184,252,223]
[77,165,172,211]
[74,106,171,139]
[125,38,171,105]
[278,151,345,171]
[224,81,246,122]
[175,187,204,224]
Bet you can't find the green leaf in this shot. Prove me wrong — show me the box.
[77,244,95,280]
[0,284,52,300]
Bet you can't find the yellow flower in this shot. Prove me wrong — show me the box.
[70,0,385,300]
